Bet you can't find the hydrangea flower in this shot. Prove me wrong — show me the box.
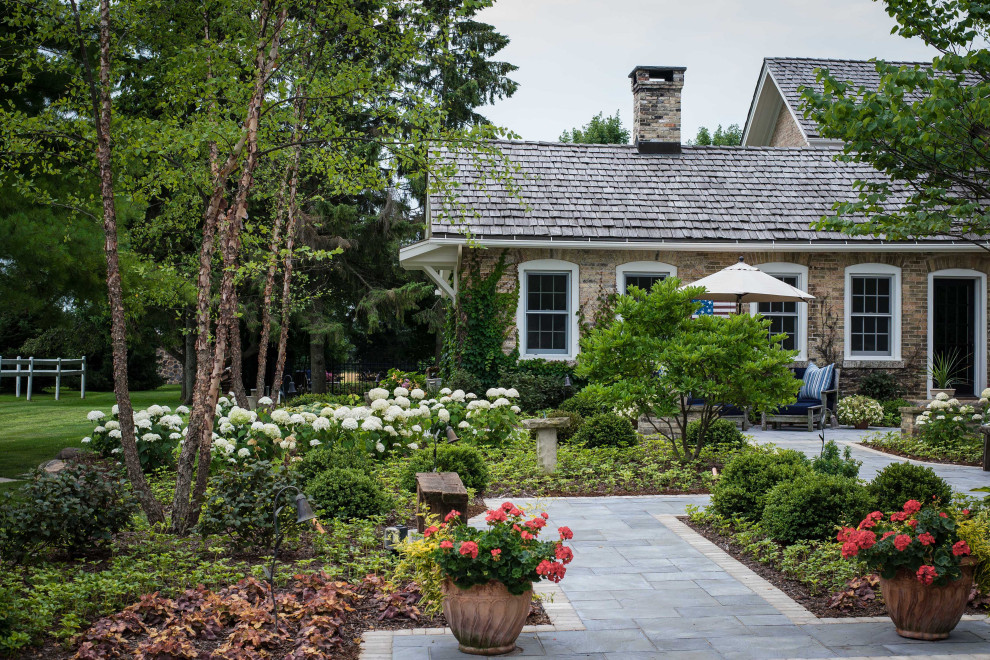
[342,418,359,431]
[312,417,330,432]
[289,413,305,425]
[375,442,386,453]
[94,426,105,434]
[362,417,383,431]
[237,448,250,458]
[147,405,165,417]
[81,437,91,444]
[257,396,273,406]
[105,420,120,430]
[309,439,321,447]
[411,388,425,399]
[393,396,411,409]
[935,392,950,401]
[169,433,182,440]
[511,405,521,413]
[505,388,520,398]
[111,404,119,415]
[440,387,452,395]
[333,407,352,420]
[438,409,450,422]
[492,397,510,407]
[368,387,390,401]
[219,422,234,434]
[393,386,409,397]
[451,389,466,402]
[141,433,161,443]
[229,407,256,426]
[87,410,105,422]
[262,423,281,439]
[176,405,190,414]
[407,443,419,450]
[270,409,291,424]
[486,387,499,398]
[458,421,470,429]
[136,418,153,430]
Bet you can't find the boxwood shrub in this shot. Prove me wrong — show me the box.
[867,462,952,513]
[709,448,810,520]
[306,467,393,520]
[573,412,637,448]
[761,473,873,544]
[686,418,745,449]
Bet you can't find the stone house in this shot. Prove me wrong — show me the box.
[400,59,989,398]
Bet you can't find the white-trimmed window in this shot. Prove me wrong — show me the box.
[845,263,901,360]
[615,261,677,294]
[749,263,808,361]
[517,259,579,360]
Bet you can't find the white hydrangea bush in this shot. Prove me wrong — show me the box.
[836,395,884,427]
[914,392,986,449]
[81,385,525,470]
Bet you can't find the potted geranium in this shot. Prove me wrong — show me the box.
[837,395,884,429]
[428,503,573,655]
[838,500,977,639]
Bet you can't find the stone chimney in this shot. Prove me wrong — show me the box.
[629,66,685,153]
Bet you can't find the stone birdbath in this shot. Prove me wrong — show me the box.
[521,417,572,473]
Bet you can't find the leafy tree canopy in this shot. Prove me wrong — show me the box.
[576,278,798,460]
[800,0,990,245]
[559,110,629,144]
[689,124,742,146]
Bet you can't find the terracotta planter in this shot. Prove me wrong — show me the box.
[854,420,870,430]
[442,579,532,655]
[929,388,956,400]
[879,558,977,640]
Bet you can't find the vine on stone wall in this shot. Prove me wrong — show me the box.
[440,250,519,387]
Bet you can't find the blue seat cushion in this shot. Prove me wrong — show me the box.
[773,398,823,415]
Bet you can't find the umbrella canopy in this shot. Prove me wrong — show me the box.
[686,257,815,304]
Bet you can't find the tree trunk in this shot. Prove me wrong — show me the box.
[182,312,195,405]
[310,329,326,395]
[229,290,249,407]
[170,1,286,533]
[272,96,307,402]
[72,0,164,523]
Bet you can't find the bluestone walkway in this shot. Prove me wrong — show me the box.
[364,429,990,659]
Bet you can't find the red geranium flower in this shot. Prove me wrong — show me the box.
[893,534,912,551]
[952,540,971,556]
[424,525,439,538]
[916,565,937,585]
[841,541,860,558]
[520,530,534,540]
[486,508,508,524]
[458,541,479,559]
[837,527,854,542]
[889,511,907,522]
[918,532,936,546]
[907,519,918,528]
[903,500,922,515]
[555,544,574,564]
[491,548,502,560]
[881,531,897,541]
[859,511,883,529]
[939,512,948,518]
[558,526,573,540]
[501,502,514,512]
[526,517,547,530]
[444,510,461,523]
[440,540,453,550]
[541,512,549,519]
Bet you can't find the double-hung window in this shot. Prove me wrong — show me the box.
[849,275,893,356]
[758,275,800,351]
[615,261,677,294]
[845,264,901,360]
[623,272,667,293]
[517,259,579,359]
[525,272,569,354]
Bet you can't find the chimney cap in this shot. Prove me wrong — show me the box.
[628,65,687,79]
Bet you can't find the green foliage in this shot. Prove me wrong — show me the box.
[762,473,873,544]
[709,447,810,520]
[864,429,983,464]
[445,369,485,398]
[0,464,137,564]
[305,467,392,520]
[284,393,361,408]
[441,252,519,388]
[297,444,373,483]
[507,359,582,412]
[543,409,584,443]
[881,398,913,427]
[559,110,629,144]
[573,413,637,449]
[559,390,608,418]
[578,278,799,461]
[392,512,449,616]
[811,440,861,478]
[686,419,744,449]
[957,508,990,592]
[399,445,490,494]
[857,371,904,401]
[312,515,397,583]
[690,123,742,146]
[198,461,302,551]
[867,462,953,512]
[801,2,990,243]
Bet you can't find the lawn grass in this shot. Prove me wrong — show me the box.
[0,385,182,480]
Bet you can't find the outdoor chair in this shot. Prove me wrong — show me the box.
[761,365,840,432]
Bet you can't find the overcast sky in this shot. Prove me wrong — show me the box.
[476,0,939,142]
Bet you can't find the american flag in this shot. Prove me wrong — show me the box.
[692,300,736,318]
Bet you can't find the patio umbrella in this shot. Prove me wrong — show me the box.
[686,257,815,312]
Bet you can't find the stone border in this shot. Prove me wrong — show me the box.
[358,580,584,659]
[655,514,988,628]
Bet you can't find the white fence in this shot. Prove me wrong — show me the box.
[0,356,86,401]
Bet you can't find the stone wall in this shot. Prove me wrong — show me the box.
[156,348,182,385]
[769,104,806,147]
[460,247,990,399]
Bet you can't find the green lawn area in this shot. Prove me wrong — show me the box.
[0,385,182,480]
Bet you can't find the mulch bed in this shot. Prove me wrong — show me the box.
[683,517,989,619]
[860,442,982,467]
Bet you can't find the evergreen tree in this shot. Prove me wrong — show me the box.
[559,111,629,144]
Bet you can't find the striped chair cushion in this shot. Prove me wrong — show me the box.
[799,363,835,401]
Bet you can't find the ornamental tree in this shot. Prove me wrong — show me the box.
[800,0,990,246]
[576,278,799,461]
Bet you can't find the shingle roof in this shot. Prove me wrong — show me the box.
[764,57,932,139]
[429,140,911,244]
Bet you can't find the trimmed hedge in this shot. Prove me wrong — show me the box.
[709,448,810,520]
[762,473,873,544]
